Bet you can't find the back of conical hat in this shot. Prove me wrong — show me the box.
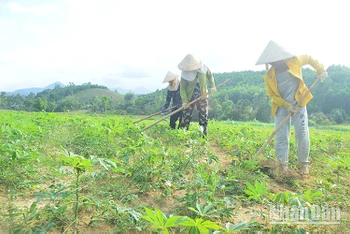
[178,54,203,71]
[162,71,179,83]
[256,40,294,65]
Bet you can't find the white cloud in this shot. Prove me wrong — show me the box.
[7,2,58,17]
[1,0,350,92]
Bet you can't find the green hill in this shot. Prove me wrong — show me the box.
[73,88,124,102]
[132,65,350,123]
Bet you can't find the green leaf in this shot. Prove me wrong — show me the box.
[199,220,223,230]
[226,221,250,231]
[155,208,165,226]
[143,207,157,223]
[203,202,213,214]
[180,217,196,227]
[246,181,254,191]
[165,216,183,228]
[29,202,37,213]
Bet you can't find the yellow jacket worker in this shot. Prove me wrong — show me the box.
[256,41,328,175]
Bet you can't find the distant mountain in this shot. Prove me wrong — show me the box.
[115,86,151,95]
[43,82,65,90]
[8,82,65,96]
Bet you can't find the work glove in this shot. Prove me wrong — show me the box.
[209,87,217,94]
[287,105,298,115]
[317,71,328,82]
[175,103,182,109]
[182,102,188,109]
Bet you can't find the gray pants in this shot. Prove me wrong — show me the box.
[275,106,310,165]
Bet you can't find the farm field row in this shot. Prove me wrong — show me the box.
[0,111,349,233]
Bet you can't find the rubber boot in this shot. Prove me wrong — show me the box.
[200,125,207,139]
[203,126,207,136]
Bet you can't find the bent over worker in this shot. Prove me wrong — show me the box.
[178,54,216,136]
[256,40,328,175]
[161,71,183,129]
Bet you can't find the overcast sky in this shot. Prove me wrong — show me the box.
[1,0,349,93]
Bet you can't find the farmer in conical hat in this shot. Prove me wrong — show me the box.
[161,71,183,129]
[256,40,328,175]
[178,54,216,136]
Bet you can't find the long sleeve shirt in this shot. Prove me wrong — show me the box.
[163,85,182,109]
[264,55,326,116]
[180,68,216,103]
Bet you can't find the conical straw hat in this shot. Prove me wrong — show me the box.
[178,54,203,71]
[256,40,294,65]
[162,71,179,83]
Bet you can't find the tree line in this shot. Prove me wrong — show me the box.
[128,65,350,125]
[0,82,110,112]
[0,65,349,124]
